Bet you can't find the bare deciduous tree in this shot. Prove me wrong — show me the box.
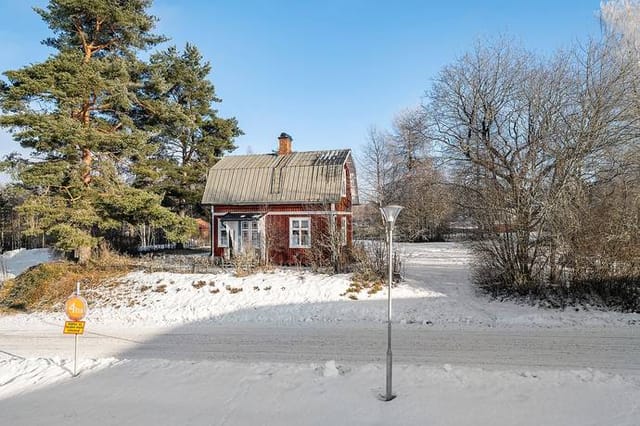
[601,0,640,53]
[358,126,394,206]
[358,110,454,242]
[390,109,429,172]
[424,37,640,298]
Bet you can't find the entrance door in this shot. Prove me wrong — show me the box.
[224,221,239,257]
[219,213,264,259]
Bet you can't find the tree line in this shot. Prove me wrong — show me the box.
[0,0,241,260]
[358,1,640,310]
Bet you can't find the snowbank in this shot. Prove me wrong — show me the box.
[80,269,442,326]
[0,356,121,399]
[1,356,638,426]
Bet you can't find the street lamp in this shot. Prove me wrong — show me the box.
[380,204,403,402]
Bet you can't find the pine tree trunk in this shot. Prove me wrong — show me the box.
[75,246,91,264]
[82,147,92,185]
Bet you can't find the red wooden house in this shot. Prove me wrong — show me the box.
[201,133,359,265]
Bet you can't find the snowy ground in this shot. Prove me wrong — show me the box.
[0,248,55,282]
[1,243,639,425]
[3,243,637,329]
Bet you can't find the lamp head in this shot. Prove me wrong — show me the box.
[380,205,403,224]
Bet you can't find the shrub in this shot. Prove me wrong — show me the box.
[0,254,132,312]
[473,253,640,312]
[232,250,268,277]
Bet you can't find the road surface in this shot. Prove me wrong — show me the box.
[2,323,639,373]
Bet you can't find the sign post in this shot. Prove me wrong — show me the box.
[64,282,88,377]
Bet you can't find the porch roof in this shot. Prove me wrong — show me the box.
[219,212,264,222]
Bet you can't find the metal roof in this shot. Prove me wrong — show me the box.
[201,149,359,205]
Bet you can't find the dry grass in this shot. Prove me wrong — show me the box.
[340,279,385,299]
[225,285,243,294]
[192,280,207,289]
[0,253,134,313]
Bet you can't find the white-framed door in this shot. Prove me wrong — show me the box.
[219,213,265,259]
[222,220,261,255]
[225,221,239,256]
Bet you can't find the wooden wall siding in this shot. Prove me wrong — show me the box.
[211,205,353,265]
[335,164,352,211]
[345,155,359,205]
[265,215,294,265]
[265,215,332,265]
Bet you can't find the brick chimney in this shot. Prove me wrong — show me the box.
[278,132,293,155]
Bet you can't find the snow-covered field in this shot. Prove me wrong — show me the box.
[1,243,639,425]
[4,243,637,329]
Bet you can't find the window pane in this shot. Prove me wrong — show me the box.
[220,228,228,247]
[301,231,310,246]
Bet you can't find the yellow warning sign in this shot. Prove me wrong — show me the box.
[63,321,85,335]
[65,295,88,321]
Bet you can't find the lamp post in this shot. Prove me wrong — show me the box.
[380,204,403,402]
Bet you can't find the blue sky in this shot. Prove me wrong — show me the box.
[0,0,603,179]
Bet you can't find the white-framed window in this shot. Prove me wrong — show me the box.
[218,219,229,248]
[241,221,260,248]
[290,217,311,248]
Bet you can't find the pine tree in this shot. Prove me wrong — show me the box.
[0,0,195,260]
[135,43,241,216]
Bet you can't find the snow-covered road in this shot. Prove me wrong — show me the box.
[2,323,640,372]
